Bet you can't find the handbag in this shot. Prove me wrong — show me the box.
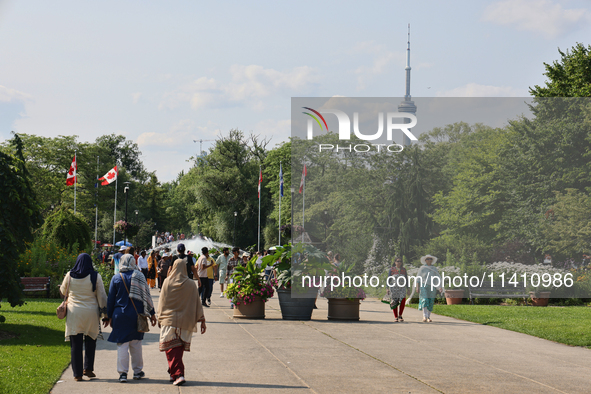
[381,289,392,304]
[120,273,150,333]
[56,276,71,319]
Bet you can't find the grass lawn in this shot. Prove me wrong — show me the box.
[0,298,70,394]
[414,304,591,347]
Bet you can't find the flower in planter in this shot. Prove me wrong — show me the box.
[225,256,275,305]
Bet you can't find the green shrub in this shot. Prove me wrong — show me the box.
[18,238,82,298]
[42,206,91,251]
[96,261,114,292]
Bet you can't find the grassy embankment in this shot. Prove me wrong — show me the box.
[0,299,70,394]
[411,303,591,347]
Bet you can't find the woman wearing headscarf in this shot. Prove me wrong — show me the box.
[147,250,157,289]
[60,253,108,381]
[387,257,409,322]
[158,257,207,386]
[415,255,443,322]
[105,254,157,383]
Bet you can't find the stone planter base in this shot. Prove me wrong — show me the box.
[277,289,316,320]
[327,298,360,321]
[445,289,465,305]
[233,296,265,319]
[529,291,551,307]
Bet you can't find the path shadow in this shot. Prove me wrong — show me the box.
[189,381,308,389]
[307,319,476,326]
[89,378,308,389]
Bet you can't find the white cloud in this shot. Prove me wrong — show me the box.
[131,92,142,104]
[483,0,590,38]
[436,83,524,97]
[352,41,404,90]
[253,118,290,142]
[137,119,219,148]
[159,65,320,110]
[0,85,32,102]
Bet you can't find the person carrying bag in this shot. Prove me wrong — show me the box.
[105,254,157,383]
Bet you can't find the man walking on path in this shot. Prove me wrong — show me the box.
[206,255,217,305]
[196,247,213,307]
[226,247,241,309]
[138,250,149,279]
[216,247,230,297]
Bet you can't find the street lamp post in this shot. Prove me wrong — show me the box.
[290,187,295,243]
[233,211,237,246]
[324,210,328,241]
[124,182,130,244]
[134,210,139,248]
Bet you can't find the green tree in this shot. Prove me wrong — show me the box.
[541,189,591,258]
[263,141,291,247]
[530,43,591,97]
[167,130,271,247]
[42,206,92,250]
[0,134,42,320]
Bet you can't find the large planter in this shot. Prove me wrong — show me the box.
[445,289,465,305]
[277,288,316,320]
[529,291,551,307]
[327,298,360,321]
[233,296,265,319]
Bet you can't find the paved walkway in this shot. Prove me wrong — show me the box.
[51,287,591,393]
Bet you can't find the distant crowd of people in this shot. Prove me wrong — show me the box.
[154,230,205,246]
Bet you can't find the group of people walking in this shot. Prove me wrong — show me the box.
[385,254,444,322]
[60,243,206,386]
[61,244,443,385]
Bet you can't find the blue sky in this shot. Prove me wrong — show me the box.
[1,0,590,181]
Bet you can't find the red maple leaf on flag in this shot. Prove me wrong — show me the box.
[106,171,115,179]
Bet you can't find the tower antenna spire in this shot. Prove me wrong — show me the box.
[405,23,411,99]
[398,23,417,146]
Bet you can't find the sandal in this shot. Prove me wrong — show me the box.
[427,318,433,323]
[422,317,427,322]
[399,317,404,322]
[394,317,399,322]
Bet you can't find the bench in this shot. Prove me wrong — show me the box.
[20,277,51,298]
[468,281,529,305]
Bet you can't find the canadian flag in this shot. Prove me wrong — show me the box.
[99,166,118,185]
[66,155,77,186]
[258,168,262,198]
[299,164,307,194]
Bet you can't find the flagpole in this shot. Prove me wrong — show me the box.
[113,174,117,246]
[74,151,77,214]
[94,156,99,249]
[258,165,261,253]
[278,162,282,246]
[302,163,305,233]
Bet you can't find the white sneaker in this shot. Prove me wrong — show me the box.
[219,293,225,298]
[173,376,186,386]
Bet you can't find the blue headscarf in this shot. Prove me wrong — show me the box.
[70,253,98,292]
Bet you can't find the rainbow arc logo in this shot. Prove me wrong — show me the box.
[302,107,328,132]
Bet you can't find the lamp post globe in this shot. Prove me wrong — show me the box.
[233,211,237,246]
[123,182,131,243]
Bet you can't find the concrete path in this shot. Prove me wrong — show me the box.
[51,287,591,393]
